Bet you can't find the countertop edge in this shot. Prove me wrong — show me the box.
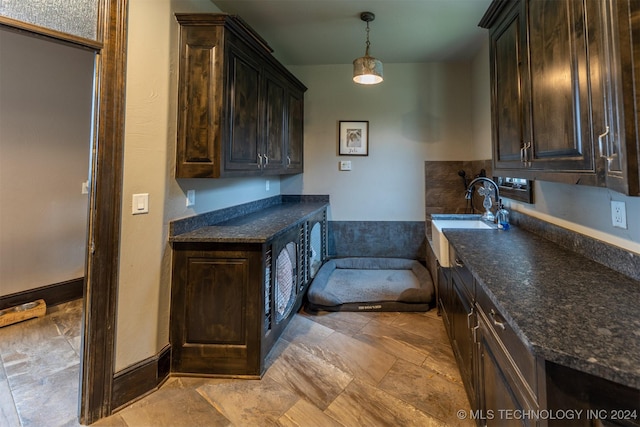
[443,227,640,391]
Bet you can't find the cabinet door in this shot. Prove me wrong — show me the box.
[438,266,452,337]
[262,69,286,172]
[491,1,528,170]
[176,25,224,178]
[596,0,640,195]
[285,87,304,173]
[170,246,263,376]
[524,0,595,172]
[477,312,538,427]
[451,272,475,405]
[224,38,261,172]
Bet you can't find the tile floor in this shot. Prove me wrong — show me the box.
[1,299,473,426]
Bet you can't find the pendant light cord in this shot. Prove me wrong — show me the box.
[365,21,371,56]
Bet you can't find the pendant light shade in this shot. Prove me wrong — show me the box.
[353,12,383,85]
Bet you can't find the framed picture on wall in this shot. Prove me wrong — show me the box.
[338,121,369,156]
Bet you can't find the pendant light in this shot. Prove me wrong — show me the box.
[353,12,383,85]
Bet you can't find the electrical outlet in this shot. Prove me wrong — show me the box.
[186,190,195,207]
[611,201,627,229]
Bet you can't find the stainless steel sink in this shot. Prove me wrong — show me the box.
[431,219,492,267]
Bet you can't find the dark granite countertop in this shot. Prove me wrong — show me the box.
[443,227,640,390]
[170,202,328,244]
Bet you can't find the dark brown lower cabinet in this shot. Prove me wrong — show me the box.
[476,307,539,427]
[450,267,476,405]
[443,243,542,426]
[170,243,265,377]
[442,241,638,427]
[170,206,327,378]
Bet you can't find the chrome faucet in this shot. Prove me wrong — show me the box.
[466,177,500,222]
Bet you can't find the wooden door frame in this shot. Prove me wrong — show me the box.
[0,0,127,424]
[79,0,128,424]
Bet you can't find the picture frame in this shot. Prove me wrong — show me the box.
[338,121,369,156]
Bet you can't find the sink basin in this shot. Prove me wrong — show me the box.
[431,219,492,267]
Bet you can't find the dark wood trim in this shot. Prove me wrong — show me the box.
[79,0,128,424]
[1,0,128,424]
[0,278,84,311]
[0,15,103,50]
[478,0,513,29]
[111,345,171,411]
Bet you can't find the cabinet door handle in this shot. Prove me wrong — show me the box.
[258,154,263,168]
[520,145,525,163]
[472,325,480,343]
[454,258,464,268]
[264,155,269,165]
[467,309,474,329]
[490,309,506,330]
[523,141,531,167]
[598,126,617,164]
[287,156,291,166]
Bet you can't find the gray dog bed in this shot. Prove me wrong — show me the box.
[306,257,434,312]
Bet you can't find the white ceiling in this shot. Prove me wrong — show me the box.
[211,0,493,65]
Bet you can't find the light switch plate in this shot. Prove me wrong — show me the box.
[339,160,352,171]
[611,200,627,229]
[132,193,149,215]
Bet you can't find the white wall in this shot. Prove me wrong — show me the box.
[115,0,279,371]
[467,37,640,253]
[0,29,93,296]
[281,62,475,221]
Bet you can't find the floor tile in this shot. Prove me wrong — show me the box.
[2,299,474,427]
[354,319,433,365]
[90,412,128,426]
[1,330,79,391]
[116,377,231,427]
[298,310,371,336]
[296,330,397,386]
[11,364,82,427]
[278,398,344,427]
[0,377,20,427]
[197,376,298,426]
[386,311,450,342]
[377,358,474,426]
[264,341,353,410]
[278,314,335,346]
[325,379,445,427]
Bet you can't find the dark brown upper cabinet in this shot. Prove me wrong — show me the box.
[480,0,639,196]
[175,14,306,178]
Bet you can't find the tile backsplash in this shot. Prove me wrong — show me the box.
[424,160,492,220]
